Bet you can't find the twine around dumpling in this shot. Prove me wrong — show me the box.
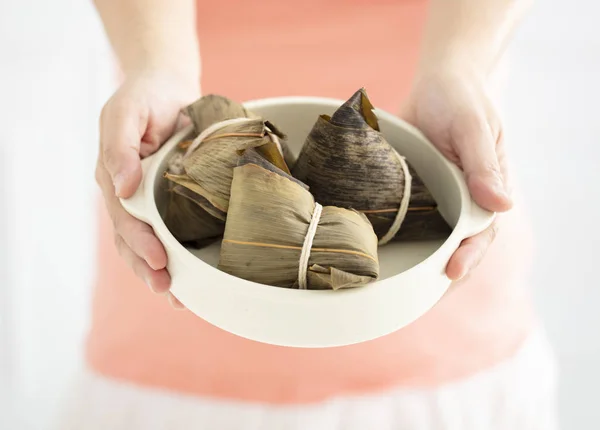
[298,203,323,289]
[377,151,412,245]
[184,117,285,160]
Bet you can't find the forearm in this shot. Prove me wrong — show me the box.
[93,0,200,81]
[416,0,533,78]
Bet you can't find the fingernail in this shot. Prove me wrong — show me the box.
[145,276,156,293]
[453,252,477,281]
[146,257,162,271]
[455,267,468,281]
[113,173,126,196]
[492,178,511,200]
[168,294,185,310]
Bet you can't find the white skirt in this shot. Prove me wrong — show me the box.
[54,328,559,430]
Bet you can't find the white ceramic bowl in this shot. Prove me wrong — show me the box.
[121,96,494,348]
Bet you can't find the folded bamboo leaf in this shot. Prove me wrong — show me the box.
[218,156,379,290]
[290,88,451,243]
[163,185,225,247]
[182,94,296,167]
[161,95,294,247]
[183,94,250,135]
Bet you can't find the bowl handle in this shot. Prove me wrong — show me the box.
[461,198,496,238]
[119,156,155,224]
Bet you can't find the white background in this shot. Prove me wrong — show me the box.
[0,0,598,428]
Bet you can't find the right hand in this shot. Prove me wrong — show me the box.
[95,70,200,308]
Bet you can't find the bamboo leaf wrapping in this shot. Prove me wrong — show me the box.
[291,88,451,242]
[161,95,294,247]
[219,156,379,290]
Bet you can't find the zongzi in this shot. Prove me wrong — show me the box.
[291,88,451,244]
[161,94,294,247]
[218,153,380,290]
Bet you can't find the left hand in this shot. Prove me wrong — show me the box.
[400,69,513,281]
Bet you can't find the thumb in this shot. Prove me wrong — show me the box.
[100,102,144,198]
[453,117,512,212]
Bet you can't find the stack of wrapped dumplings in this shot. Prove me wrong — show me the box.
[161,90,450,291]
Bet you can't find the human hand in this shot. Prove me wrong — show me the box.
[400,69,513,281]
[95,70,200,308]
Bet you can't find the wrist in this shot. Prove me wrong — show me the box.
[416,45,492,81]
[120,33,201,88]
[125,58,201,91]
[415,0,525,88]
[411,46,510,104]
[124,66,202,102]
[125,56,200,84]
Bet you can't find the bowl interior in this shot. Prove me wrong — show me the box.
[152,98,462,282]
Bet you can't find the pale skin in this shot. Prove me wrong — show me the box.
[93,0,532,308]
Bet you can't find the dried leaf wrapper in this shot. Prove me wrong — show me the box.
[161,95,294,247]
[291,88,451,242]
[219,158,379,290]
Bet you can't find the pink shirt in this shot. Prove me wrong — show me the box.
[86,0,536,403]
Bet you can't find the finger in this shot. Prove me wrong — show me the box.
[114,235,171,294]
[452,114,512,212]
[139,110,191,158]
[97,162,168,270]
[100,100,144,198]
[484,100,513,195]
[167,292,186,310]
[495,130,513,196]
[446,220,499,280]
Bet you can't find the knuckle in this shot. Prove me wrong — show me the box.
[123,220,153,258]
[469,112,487,130]
[488,221,500,243]
[101,93,129,118]
[113,234,145,281]
[102,145,120,170]
[127,253,145,279]
[493,124,504,145]
[94,158,110,187]
[94,163,102,186]
[113,233,125,254]
[474,115,490,134]
[99,102,110,125]
[109,208,123,234]
[100,97,120,126]
[472,250,486,271]
[133,266,147,284]
[129,225,152,254]
[111,97,137,120]
[484,161,502,175]
[455,110,485,132]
